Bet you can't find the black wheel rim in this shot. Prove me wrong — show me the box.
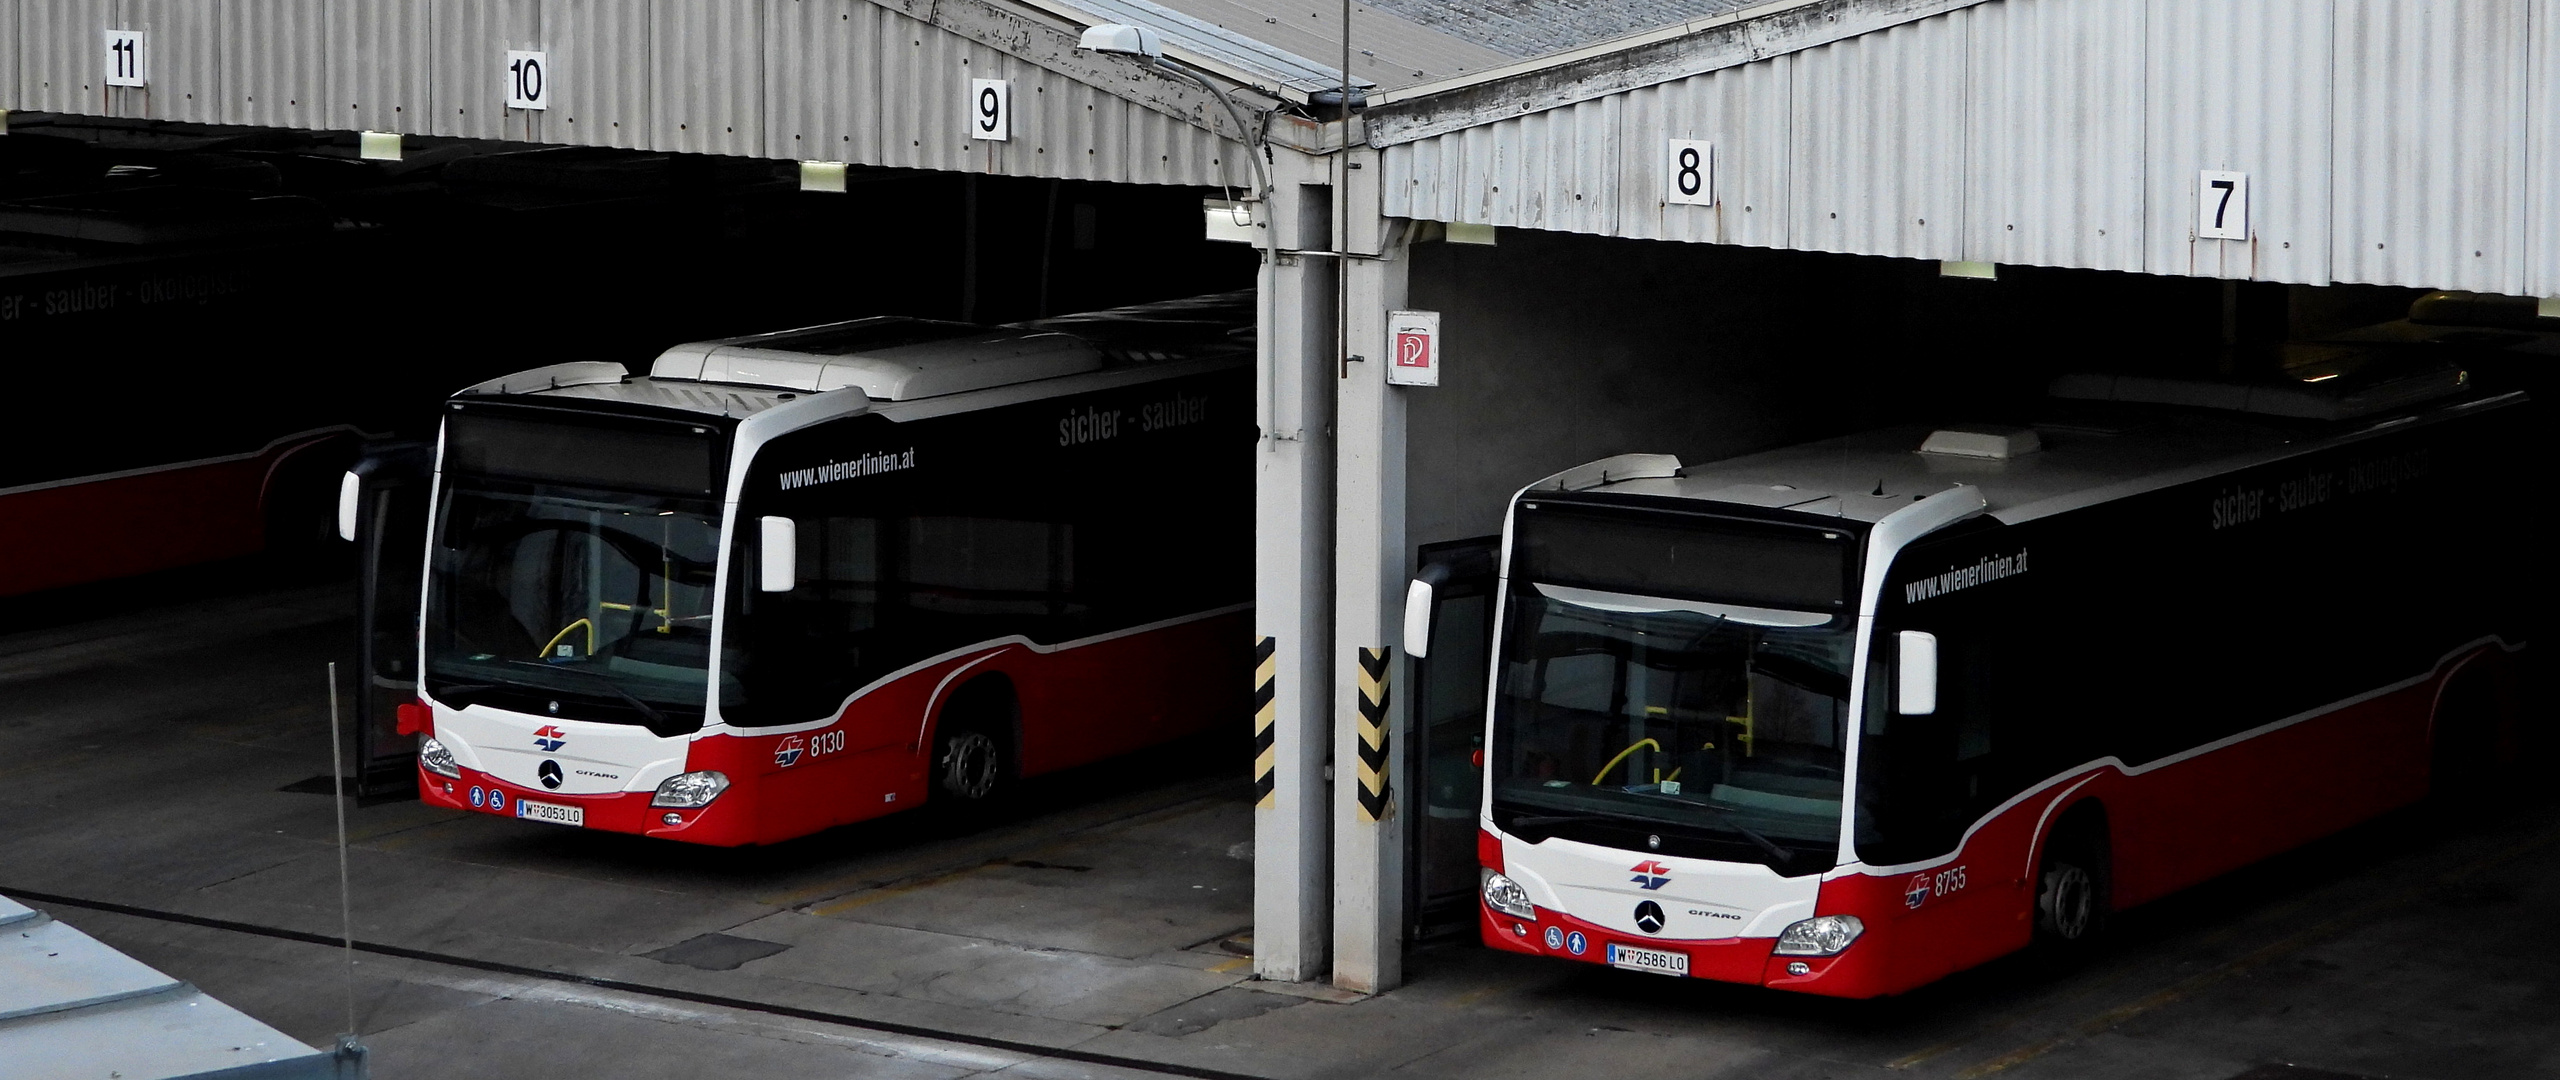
[941,731,998,800]
[2042,863,2094,940]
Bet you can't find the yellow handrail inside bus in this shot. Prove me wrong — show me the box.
[1593,738,1662,786]
[538,618,596,660]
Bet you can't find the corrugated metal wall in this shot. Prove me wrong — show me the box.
[5,0,1236,187]
[2141,0,2331,284]
[0,2,15,112]
[1382,0,2560,293]
[2533,0,2560,299]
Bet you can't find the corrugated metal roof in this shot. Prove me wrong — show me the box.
[1380,0,2560,293]
[0,895,349,1080]
[1031,0,1363,93]
[1361,0,1761,60]
[1143,0,1510,90]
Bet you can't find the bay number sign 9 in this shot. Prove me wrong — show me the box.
[1665,140,1714,207]
[105,29,147,88]
[507,50,550,111]
[971,79,1011,142]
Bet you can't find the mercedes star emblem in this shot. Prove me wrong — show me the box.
[1633,900,1666,934]
[538,759,565,789]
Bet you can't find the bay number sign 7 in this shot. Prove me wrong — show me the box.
[2198,170,2248,241]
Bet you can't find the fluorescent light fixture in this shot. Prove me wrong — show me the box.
[358,131,402,161]
[1203,198,1256,243]
[1941,261,1997,280]
[799,161,848,194]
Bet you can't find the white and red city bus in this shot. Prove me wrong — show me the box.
[1439,359,2530,997]
[403,297,1251,844]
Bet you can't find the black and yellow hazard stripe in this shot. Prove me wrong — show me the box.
[1252,636,1277,808]
[1355,645,1391,822]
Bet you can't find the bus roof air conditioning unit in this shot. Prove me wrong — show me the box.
[1917,427,2041,460]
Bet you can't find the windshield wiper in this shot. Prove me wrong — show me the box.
[1691,802,1796,866]
[505,660,669,728]
[1503,804,1798,867]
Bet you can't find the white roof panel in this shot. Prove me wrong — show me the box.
[0,896,341,1080]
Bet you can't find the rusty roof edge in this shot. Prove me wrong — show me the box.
[865,0,1274,140]
[1361,0,1994,146]
[1017,0,1368,96]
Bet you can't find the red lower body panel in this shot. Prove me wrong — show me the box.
[0,459,268,596]
[0,432,350,597]
[424,608,1254,847]
[1479,902,1778,985]
[1487,654,2503,998]
[418,763,755,844]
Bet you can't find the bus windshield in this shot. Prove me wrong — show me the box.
[1490,581,1854,872]
[424,480,724,731]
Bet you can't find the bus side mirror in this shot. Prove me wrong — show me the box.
[758,516,797,592]
[1896,631,1938,715]
[1402,578,1436,658]
[336,471,361,542]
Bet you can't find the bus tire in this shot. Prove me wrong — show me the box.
[2034,808,2110,949]
[932,679,1017,808]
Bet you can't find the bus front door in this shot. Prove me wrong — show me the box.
[346,444,433,799]
[1404,536,1499,941]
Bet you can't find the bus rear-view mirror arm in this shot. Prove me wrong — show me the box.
[758,516,796,592]
[1897,630,1938,715]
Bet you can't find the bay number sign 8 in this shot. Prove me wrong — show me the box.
[1665,140,1714,207]
[2198,170,2248,241]
[507,50,551,111]
[105,29,147,88]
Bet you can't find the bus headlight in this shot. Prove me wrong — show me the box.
[419,737,461,779]
[1772,915,1865,956]
[1481,870,1535,919]
[651,771,731,808]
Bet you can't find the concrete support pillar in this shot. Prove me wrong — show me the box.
[1330,149,1410,993]
[1253,151,1338,983]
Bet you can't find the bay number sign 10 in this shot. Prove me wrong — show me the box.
[507,50,550,110]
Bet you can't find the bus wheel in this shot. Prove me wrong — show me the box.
[932,680,1016,807]
[2035,817,2110,948]
[937,728,1002,801]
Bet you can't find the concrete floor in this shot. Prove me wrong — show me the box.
[3,568,2555,1080]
